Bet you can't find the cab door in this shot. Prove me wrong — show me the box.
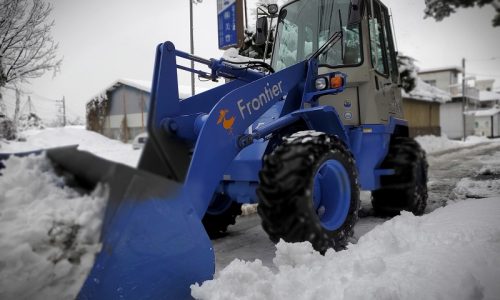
[368,0,402,122]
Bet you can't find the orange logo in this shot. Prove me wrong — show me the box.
[217,109,235,134]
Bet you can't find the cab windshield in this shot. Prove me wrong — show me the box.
[272,0,362,71]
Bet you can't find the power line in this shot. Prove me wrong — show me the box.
[468,72,500,78]
[29,93,61,102]
[466,56,500,62]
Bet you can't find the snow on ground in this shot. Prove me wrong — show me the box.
[415,134,492,154]
[0,126,141,167]
[0,154,107,300]
[193,135,500,300]
[0,127,139,299]
[2,128,500,299]
[192,197,500,300]
[453,165,500,200]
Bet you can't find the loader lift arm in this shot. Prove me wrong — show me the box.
[77,41,316,299]
[138,42,272,182]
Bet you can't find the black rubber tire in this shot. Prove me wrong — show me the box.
[257,131,360,253]
[202,194,242,239]
[371,137,428,217]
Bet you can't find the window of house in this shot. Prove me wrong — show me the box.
[425,80,437,87]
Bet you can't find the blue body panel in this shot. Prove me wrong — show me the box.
[0,40,409,298]
[158,44,405,204]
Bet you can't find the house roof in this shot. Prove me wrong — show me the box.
[465,107,500,117]
[114,79,151,93]
[418,66,463,75]
[89,78,209,103]
[402,78,452,103]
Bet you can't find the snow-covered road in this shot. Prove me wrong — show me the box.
[212,141,500,270]
[197,141,500,300]
[2,129,500,299]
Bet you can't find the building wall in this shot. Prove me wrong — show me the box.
[440,101,475,139]
[108,85,149,116]
[476,114,500,137]
[419,71,455,94]
[474,116,492,137]
[103,85,150,142]
[402,99,441,137]
[475,80,495,92]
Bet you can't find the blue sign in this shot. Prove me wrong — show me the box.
[217,0,238,49]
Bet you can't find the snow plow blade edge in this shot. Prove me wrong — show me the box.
[1,146,215,299]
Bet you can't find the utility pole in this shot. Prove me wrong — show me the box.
[244,0,248,28]
[62,96,66,126]
[13,88,20,127]
[190,0,196,96]
[462,58,466,141]
[56,96,66,127]
[27,96,33,114]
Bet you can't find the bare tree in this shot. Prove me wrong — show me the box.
[0,0,61,137]
[0,0,62,86]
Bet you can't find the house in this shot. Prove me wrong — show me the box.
[467,79,500,109]
[467,107,500,138]
[98,79,151,142]
[401,78,451,137]
[419,66,462,95]
[418,67,476,139]
[475,79,495,91]
[87,79,198,142]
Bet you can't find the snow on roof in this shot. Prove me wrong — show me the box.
[88,79,211,103]
[402,78,452,103]
[418,66,463,75]
[465,107,500,117]
[116,78,151,93]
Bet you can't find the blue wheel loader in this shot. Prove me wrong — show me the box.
[0,0,428,298]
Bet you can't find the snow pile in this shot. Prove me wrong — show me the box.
[453,166,500,200]
[415,134,490,154]
[0,154,107,300]
[192,197,500,300]
[466,107,500,117]
[222,48,272,67]
[0,126,141,167]
[402,77,451,103]
[223,48,262,64]
[17,113,45,131]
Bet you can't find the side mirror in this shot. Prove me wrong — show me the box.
[267,4,278,16]
[255,16,268,46]
[347,0,362,26]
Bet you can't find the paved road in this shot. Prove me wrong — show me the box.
[213,142,500,272]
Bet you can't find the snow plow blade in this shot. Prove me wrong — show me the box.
[43,146,214,299]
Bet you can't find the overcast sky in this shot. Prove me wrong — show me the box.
[5,0,500,121]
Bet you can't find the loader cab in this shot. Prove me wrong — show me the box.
[271,0,403,126]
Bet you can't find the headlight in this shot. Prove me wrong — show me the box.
[268,4,279,15]
[315,77,328,90]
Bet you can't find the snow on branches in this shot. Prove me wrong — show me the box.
[397,53,419,93]
[424,0,500,26]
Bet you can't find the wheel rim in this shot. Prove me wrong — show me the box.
[312,160,351,231]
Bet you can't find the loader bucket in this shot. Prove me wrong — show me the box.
[2,146,215,299]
